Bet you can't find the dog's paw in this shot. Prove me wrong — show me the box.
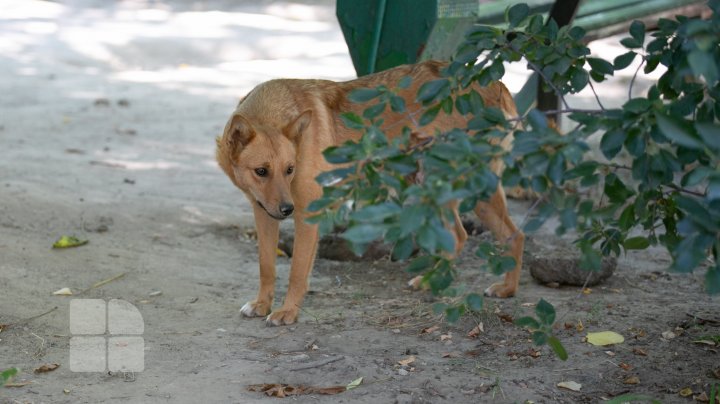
[483,282,516,298]
[240,300,272,317]
[265,307,299,326]
[407,275,428,290]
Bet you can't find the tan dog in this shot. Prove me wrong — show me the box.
[216,60,524,326]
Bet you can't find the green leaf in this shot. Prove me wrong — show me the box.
[399,205,425,237]
[600,129,625,159]
[655,112,704,150]
[445,306,463,323]
[340,112,364,130]
[587,57,614,76]
[695,122,720,150]
[348,88,382,103]
[407,255,436,273]
[681,166,712,187]
[2,367,18,385]
[624,236,650,250]
[416,79,449,103]
[417,224,437,252]
[419,104,441,126]
[341,224,385,245]
[532,331,547,346]
[620,37,642,49]
[390,95,406,113]
[392,237,414,261]
[506,3,529,27]
[613,51,636,70]
[535,298,556,325]
[688,50,718,85]
[706,266,720,295]
[350,202,401,222]
[515,316,540,329]
[548,336,568,360]
[629,20,645,44]
[465,293,483,311]
[363,102,386,119]
[623,98,651,114]
[53,235,88,249]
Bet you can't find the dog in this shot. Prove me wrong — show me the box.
[216,60,524,326]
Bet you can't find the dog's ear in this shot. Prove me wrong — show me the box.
[283,110,312,143]
[226,114,256,153]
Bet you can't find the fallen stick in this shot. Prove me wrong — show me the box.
[289,356,344,371]
[77,272,127,295]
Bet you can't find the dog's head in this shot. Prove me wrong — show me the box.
[216,110,312,220]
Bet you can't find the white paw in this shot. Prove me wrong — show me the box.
[240,301,269,317]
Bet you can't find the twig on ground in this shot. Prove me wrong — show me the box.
[289,356,344,371]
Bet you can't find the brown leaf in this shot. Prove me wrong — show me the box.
[398,356,416,366]
[623,376,640,385]
[247,383,345,397]
[632,348,648,356]
[497,313,513,323]
[34,363,60,373]
[441,352,460,358]
[694,392,709,403]
[440,333,452,341]
[0,324,8,333]
[576,320,584,332]
[467,323,484,338]
[619,362,632,371]
[420,325,439,335]
[712,367,720,379]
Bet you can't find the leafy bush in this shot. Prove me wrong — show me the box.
[308,1,720,354]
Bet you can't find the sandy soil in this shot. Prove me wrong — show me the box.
[1,1,719,403]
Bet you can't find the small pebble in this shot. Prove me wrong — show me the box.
[398,368,409,376]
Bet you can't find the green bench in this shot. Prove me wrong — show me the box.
[337,0,708,114]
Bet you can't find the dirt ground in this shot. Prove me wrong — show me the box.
[1,1,719,403]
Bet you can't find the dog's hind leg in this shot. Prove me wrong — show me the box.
[474,185,524,298]
[241,204,279,317]
[266,215,319,326]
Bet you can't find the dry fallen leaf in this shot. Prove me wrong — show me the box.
[604,351,616,357]
[0,324,8,333]
[276,248,288,257]
[587,331,624,346]
[34,364,60,373]
[576,320,584,332]
[467,323,484,338]
[662,331,677,340]
[694,392,709,402]
[557,381,582,392]
[497,313,514,323]
[247,383,346,397]
[713,368,720,379]
[52,287,73,296]
[623,376,640,385]
[632,348,648,356]
[345,377,363,391]
[4,381,33,388]
[398,356,416,366]
[582,288,592,295]
[679,387,693,397]
[440,333,452,341]
[619,362,633,371]
[420,325,439,335]
[521,302,535,307]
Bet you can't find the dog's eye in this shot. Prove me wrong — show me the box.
[286,166,294,175]
[254,168,268,177]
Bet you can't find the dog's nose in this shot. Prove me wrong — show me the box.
[279,203,294,217]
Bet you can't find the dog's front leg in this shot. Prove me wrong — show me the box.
[265,214,318,326]
[240,203,279,317]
